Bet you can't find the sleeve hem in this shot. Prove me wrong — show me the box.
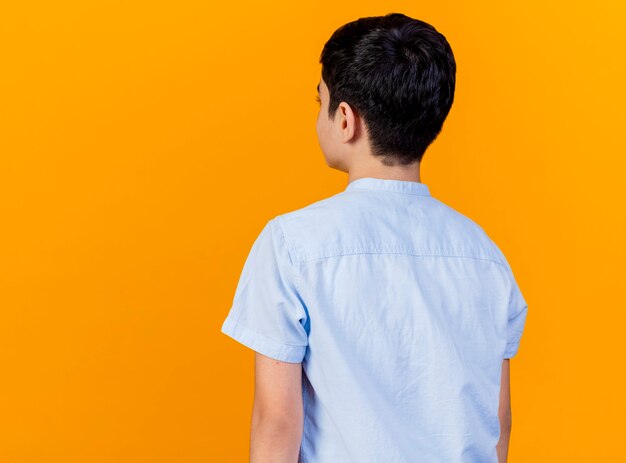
[220,315,306,363]
[503,341,520,359]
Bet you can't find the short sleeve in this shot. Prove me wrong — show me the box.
[502,262,529,359]
[220,217,310,363]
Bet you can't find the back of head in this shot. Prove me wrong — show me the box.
[319,13,456,166]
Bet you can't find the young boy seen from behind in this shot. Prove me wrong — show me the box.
[221,12,529,463]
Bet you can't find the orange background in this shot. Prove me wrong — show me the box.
[1,1,625,461]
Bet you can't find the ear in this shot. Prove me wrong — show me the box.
[337,101,359,144]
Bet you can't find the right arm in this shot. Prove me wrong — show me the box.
[497,358,512,462]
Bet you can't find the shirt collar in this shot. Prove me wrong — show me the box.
[344,177,431,196]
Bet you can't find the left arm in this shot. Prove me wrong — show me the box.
[250,352,304,463]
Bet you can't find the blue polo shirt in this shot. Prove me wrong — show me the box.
[220,177,528,462]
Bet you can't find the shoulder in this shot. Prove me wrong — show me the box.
[424,199,510,267]
[270,191,362,263]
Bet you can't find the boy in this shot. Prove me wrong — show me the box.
[220,12,528,463]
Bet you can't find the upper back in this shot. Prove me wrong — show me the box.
[274,177,525,462]
[221,176,528,462]
[278,177,503,266]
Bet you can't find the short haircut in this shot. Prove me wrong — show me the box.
[319,13,456,166]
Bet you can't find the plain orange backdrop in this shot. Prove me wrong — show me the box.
[1,1,625,462]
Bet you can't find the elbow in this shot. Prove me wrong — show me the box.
[500,412,512,434]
